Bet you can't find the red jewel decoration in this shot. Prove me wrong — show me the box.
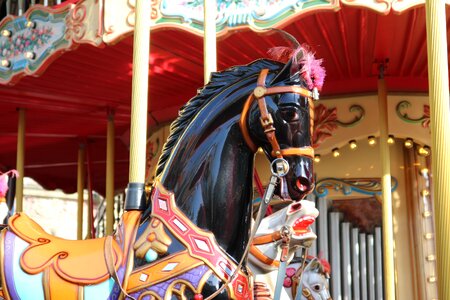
[283,277,292,288]
[194,294,203,300]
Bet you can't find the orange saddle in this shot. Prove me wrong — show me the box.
[8,213,123,285]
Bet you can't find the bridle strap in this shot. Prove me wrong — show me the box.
[239,69,315,159]
[249,245,280,268]
[252,231,282,245]
[249,231,283,268]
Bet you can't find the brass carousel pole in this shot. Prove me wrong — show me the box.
[377,65,395,299]
[425,2,450,299]
[15,108,25,213]
[125,0,150,210]
[77,143,85,240]
[203,0,217,84]
[106,111,115,234]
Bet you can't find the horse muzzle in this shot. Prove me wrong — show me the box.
[277,156,314,201]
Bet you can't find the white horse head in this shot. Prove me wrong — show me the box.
[249,200,319,272]
[287,257,332,300]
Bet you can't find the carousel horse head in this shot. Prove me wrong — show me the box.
[290,256,331,300]
[253,255,331,300]
[241,44,325,201]
[249,200,319,272]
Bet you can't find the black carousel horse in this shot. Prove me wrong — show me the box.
[0,43,324,300]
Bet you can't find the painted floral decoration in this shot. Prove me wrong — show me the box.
[0,26,53,59]
[313,104,338,148]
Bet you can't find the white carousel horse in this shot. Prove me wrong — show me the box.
[282,256,331,300]
[249,200,331,299]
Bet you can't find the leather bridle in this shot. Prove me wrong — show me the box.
[239,68,318,159]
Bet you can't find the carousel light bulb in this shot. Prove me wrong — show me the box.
[422,211,432,218]
[257,147,264,154]
[25,51,36,60]
[349,140,357,150]
[332,148,340,158]
[418,145,431,157]
[426,255,436,261]
[420,168,429,176]
[1,59,11,68]
[1,29,11,37]
[368,136,376,146]
[387,135,395,145]
[421,189,430,197]
[404,138,414,149]
[25,21,35,28]
[314,154,321,163]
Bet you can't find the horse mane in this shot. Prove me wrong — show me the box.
[155,59,282,176]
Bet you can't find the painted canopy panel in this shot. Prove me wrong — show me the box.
[0,0,102,84]
[104,0,450,43]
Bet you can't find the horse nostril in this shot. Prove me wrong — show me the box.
[290,203,302,212]
[296,177,310,192]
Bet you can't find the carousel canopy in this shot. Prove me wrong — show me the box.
[0,0,447,195]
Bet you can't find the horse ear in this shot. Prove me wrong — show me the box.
[269,48,304,85]
[269,60,293,85]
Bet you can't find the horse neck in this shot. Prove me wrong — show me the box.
[159,89,256,262]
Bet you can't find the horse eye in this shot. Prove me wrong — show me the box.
[280,109,300,123]
[313,284,322,291]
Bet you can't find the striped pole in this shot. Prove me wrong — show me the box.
[425,2,450,299]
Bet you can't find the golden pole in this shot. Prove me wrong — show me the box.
[425,2,450,299]
[15,108,25,213]
[77,143,85,240]
[106,112,115,234]
[125,0,150,210]
[378,68,396,299]
[203,0,217,84]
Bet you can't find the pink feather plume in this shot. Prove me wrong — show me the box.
[267,46,295,63]
[268,45,326,91]
[0,170,18,197]
[299,49,326,91]
[317,251,331,275]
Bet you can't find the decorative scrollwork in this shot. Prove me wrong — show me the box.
[314,177,398,198]
[151,0,161,19]
[396,100,430,128]
[335,104,365,127]
[65,5,87,41]
[313,104,365,147]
